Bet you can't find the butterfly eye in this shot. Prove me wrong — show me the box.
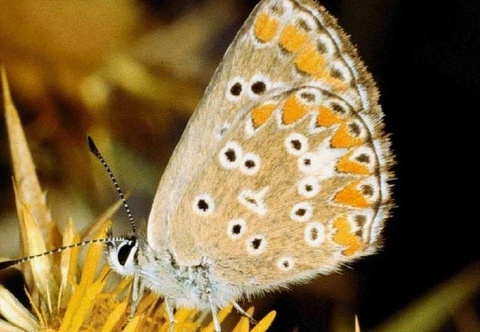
[117,240,137,266]
[106,238,139,277]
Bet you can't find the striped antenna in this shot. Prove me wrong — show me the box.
[87,136,137,235]
[0,237,128,270]
[0,137,138,271]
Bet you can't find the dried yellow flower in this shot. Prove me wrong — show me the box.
[0,68,275,331]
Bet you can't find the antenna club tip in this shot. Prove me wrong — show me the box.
[87,136,99,154]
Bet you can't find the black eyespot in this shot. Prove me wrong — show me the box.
[356,153,370,163]
[232,224,242,235]
[193,194,215,216]
[300,92,316,102]
[230,82,242,96]
[225,149,237,162]
[330,68,343,80]
[317,40,327,54]
[219,142,243,169]
[240,153,261,175]
[331,102,347,115]
[270,4,284,15]
[277,257,295,271]
[295,208,306,216]
[349,122,361,136]
[285,133,308,156]
[244,159,256,169]
[251,81,266,95]
[251,238,262,249]
[291,202,313,222]
[309,227,319,241]
[362,185,374,197]
[298,19,312,32]
[246,197,257,205]
[228,219,247,239]
[246,234,267,254]
[355,215,367,226]
[291,140,302,150]
[198,199,209,211]
[305,222,324,247]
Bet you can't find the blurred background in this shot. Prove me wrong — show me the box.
[1,0,479,331]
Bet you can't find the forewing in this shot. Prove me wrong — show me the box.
[149,0,393,290]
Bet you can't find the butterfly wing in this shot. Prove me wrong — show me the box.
[148,0,392,291]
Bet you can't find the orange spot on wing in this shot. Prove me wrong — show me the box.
[333,215,363,256]
[279,24,308,52]
[316,105,342,127]
[331,122,364,148]
[254,13,280,43]
[334,181,370,208]
[251,103,277,128]
[282,95,308,125]
[295,44,327,76]
[337,151,370,175]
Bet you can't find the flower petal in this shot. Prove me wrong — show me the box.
[2,67,55,257]
[0,320,28,332]
[0,284,39,331]
[251,311,276,332]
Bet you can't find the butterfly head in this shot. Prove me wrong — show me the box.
[105,232,139,277]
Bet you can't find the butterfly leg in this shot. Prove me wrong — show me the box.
[207,289,221,332]
[233,302,258,325]
[129,274,144,318]
[164,297,176,332]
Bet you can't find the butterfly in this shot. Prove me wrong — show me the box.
[101,0,393,331]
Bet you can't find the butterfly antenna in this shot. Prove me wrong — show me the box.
[0,236,128,270]
[87,136,137,235]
